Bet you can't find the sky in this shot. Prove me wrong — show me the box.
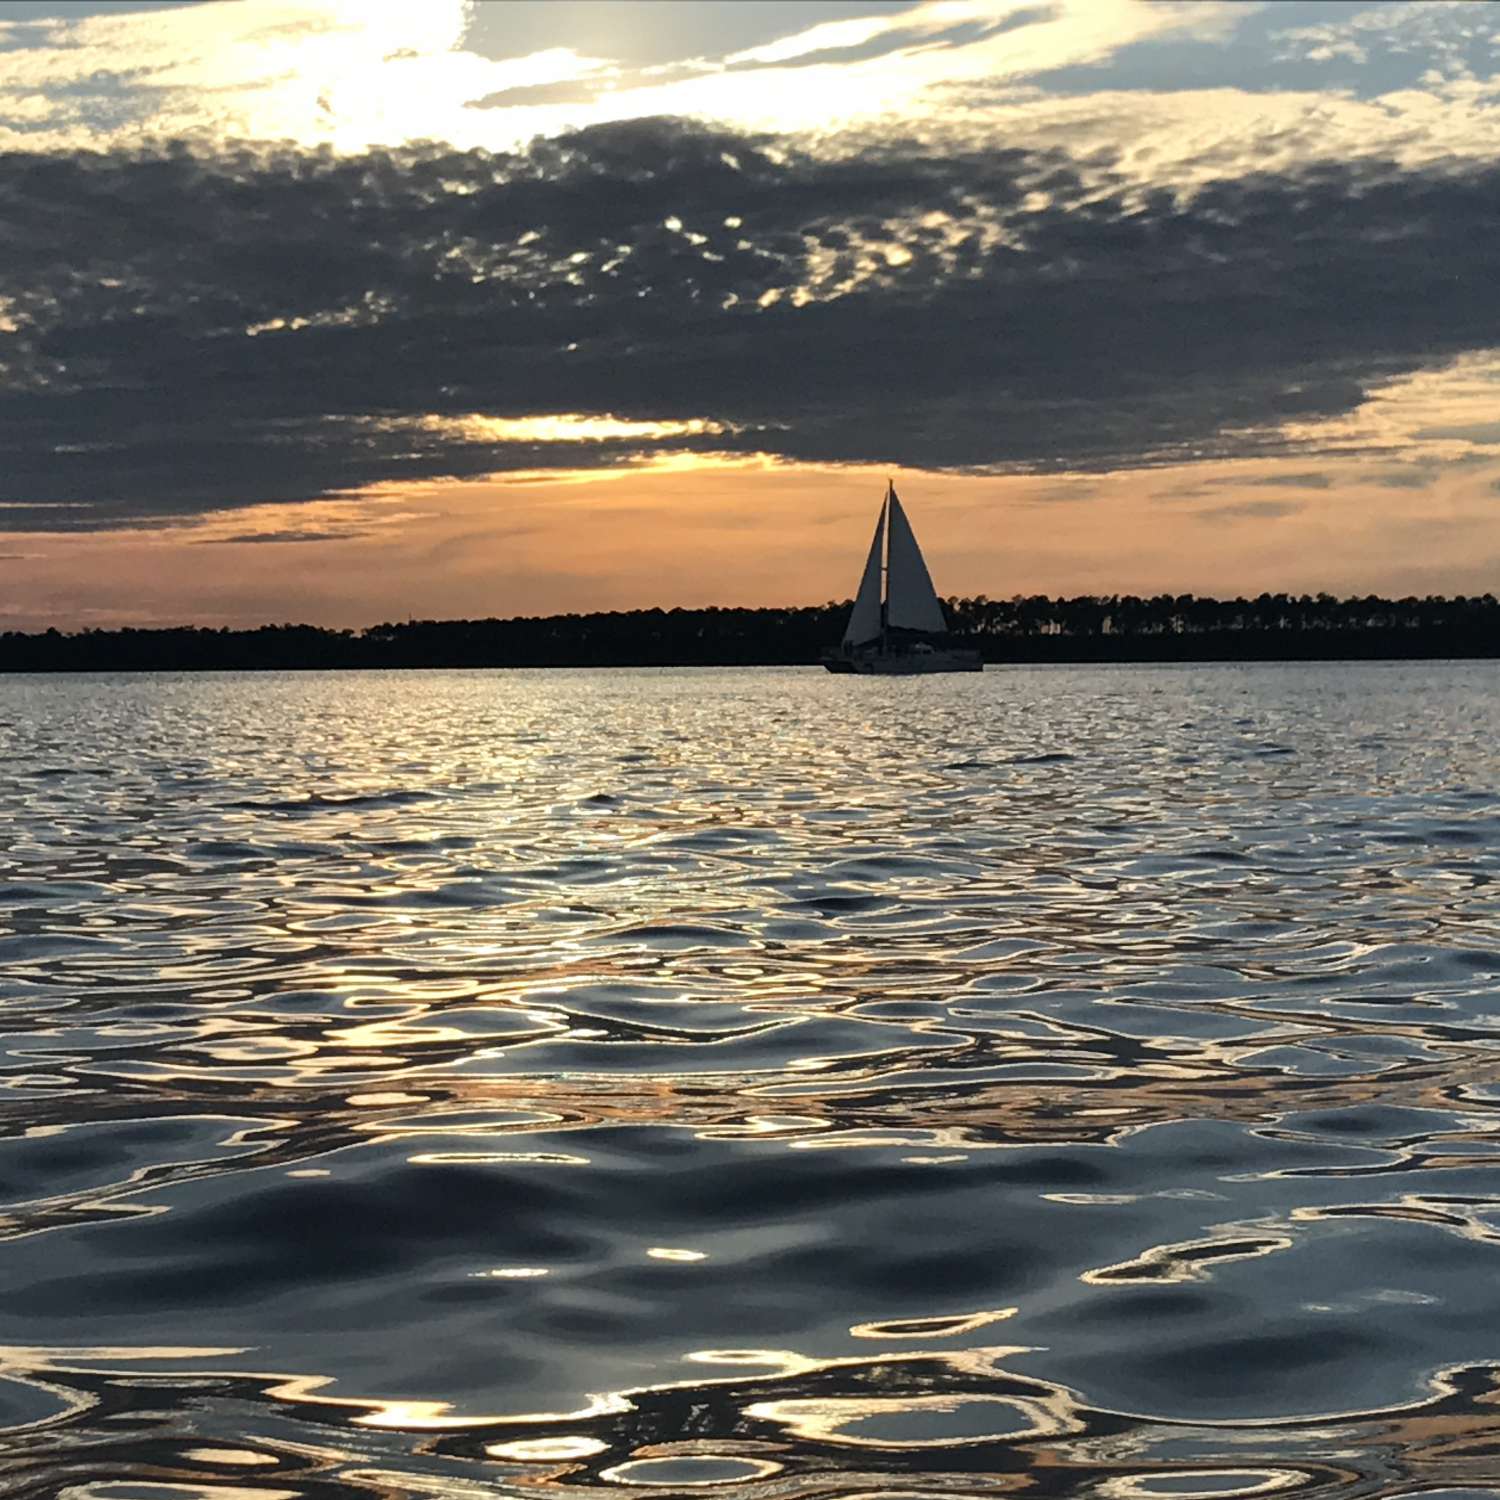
[2,0,1500,628]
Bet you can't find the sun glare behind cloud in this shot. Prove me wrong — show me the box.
[413,414,734,445]
[0,0,1242,153]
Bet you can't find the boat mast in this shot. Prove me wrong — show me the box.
[880,478,892,654]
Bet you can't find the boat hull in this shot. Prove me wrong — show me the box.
[822,648,983,675]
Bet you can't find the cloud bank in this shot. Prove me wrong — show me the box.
[1,115,1498,531]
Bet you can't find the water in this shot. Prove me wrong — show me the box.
[2,663,1500,1499]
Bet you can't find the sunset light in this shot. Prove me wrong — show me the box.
[5,8,1500,1494]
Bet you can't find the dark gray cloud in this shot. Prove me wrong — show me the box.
[189,528,369,545]
[1,118,1498,530]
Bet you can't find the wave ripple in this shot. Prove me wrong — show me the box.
[2,663,1500,1499]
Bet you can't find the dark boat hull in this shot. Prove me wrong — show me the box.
[822,648,983,675]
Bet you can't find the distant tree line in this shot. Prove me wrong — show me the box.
[3,592,1498,671]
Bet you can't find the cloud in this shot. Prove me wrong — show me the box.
[1024,479,1101,503]
[1237,472,1333,490]
[0,0,1239,152]
[1372,467,1434,488]
[1194,500,1305,522]
[721,2,1058,71]
[1271,1,1498,81]
[190,529,368,545]
[1168,470,1335,496]
[0,0,614,153]
[2,118,1500,531]
[3,0,1497,182]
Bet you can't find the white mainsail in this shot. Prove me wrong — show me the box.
[885,489,948,635]
[842,499,886,647]
[826,481,978,673]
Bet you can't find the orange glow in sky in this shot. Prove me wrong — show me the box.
[7,442,1500,633]
[3,0,1500,625]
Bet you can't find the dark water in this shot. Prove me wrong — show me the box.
[3,664,1500,1499]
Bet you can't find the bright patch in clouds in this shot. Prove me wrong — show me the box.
[0,0,609,151]
[5,0,1498,180]
[416,414,733,445]
[1280,354,1500,464]
[0,0,1235,151]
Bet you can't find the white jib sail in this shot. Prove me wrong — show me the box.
[885,491,948,634]
[843,499,886,647]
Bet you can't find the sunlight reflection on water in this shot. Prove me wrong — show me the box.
[1,663,1500,1497]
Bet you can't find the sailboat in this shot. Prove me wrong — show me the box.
[823,481,982,674]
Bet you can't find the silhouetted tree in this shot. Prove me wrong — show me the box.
[2,593,1497,671]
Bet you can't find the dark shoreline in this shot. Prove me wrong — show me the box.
[4,638,1500,673]
[4,596,1498,672]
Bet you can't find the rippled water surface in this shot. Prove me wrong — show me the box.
[4,663,1500,1498]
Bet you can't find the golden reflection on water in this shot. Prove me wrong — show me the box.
[743,1389,1074,1447]
[849,1308,1016,1340]
[4,666,1500,1497]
